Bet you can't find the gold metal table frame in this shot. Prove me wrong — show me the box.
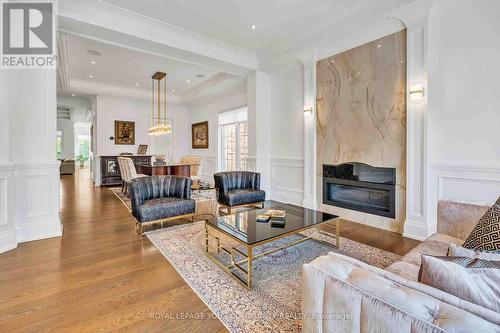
[204,218,340,289]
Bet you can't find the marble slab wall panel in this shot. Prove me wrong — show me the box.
[316,30,407,233]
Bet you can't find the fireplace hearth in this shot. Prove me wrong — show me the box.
[323,163,396,218]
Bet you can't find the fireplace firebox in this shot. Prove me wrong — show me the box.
[323,163,396,218]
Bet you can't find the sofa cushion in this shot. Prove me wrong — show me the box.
[224,189,265,206]
[136,197,195,223]
[303,253,500,331]
[385,261,420,281]
[437,200,490,240]
[419,255,500,313]
[448,243,500,261]
[462,204,500,252]
[399,233,459,267]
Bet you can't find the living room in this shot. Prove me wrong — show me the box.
[1,0,500,332]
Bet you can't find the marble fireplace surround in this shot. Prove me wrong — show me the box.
[300,1,431,239]
[316,30,407,233]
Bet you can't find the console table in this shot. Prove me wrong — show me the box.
[99,155,151,186]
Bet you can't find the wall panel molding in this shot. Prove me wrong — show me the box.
[0,164,16,253]
[14,161,62,243]
[426,163,500,236]
[270,157,304,205]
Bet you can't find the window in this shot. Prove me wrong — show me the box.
[56,130,62,159]
[219,108,248,171]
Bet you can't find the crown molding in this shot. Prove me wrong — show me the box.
[179,73,246,104]
[56,32,71,91]
[58,0,257,76]
[386,0,435,29]
[67,79,182,104]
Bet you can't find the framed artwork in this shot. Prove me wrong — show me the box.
[137,144,148,155]
[192,121,209,149]
[114,120,135,145]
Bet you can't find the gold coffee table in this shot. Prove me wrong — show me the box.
[204,200,339,289]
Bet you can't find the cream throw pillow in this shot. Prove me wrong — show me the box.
[419,255,500,313]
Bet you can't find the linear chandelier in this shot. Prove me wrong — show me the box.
[148,71,172,136]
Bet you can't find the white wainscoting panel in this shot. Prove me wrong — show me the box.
[270,158,304,205]
[0,164,16,253]
[15,162,63,243]
[426,163,500,236]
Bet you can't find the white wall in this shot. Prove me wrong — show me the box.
[57,119,75,160]
[265,60,305,205]
[186,81,247,180]
[95,95,189,161]
[426,0,500,234]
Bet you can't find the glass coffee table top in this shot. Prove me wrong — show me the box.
[206,200,338,245]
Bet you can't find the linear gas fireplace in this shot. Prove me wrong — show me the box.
[323,163,396,218]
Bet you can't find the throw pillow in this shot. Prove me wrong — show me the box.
[419,255,500,313]
[448,243,500,261]
[462,204,500,252]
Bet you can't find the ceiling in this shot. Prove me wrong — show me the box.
[62,33,222,97]
[101,0,414,56]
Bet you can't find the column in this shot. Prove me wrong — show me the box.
[389,0,433,240]
[297,50,317,209]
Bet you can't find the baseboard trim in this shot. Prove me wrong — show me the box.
[16,221,63,243]
[403,219,429,241]
[0,230,17,254]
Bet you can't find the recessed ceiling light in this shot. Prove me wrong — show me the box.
[90,60,96,64]
[196,74,205,78]
[251,25,256,30]
[377,44,381,48]
[135,83,139,86]
[89,75,93,79]
[171,89,176,93]
[71,93,75,97]
[186,79,191,83]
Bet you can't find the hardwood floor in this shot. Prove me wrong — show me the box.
[0,169,419,332]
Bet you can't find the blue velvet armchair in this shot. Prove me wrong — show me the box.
[214,171,266,215]
[129,176,195,234]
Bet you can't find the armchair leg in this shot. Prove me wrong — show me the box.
[227,207,232,215]
[135,222,143,235]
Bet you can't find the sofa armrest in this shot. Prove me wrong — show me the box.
[301,253,500,333]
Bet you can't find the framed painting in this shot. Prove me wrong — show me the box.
[137,144,148,155]
[114,120,135,145]
[192,121,209,149]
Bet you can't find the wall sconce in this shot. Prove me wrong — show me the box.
[304,106,313,114]
[409,84,424,102]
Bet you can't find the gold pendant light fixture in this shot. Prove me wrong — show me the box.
[148,71,172,136]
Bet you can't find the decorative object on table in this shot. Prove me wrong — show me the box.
[214,171,265,215]
[256,214,271,223]
[191,121,209,149]
[114,120,135,145]
[148,71,172,136]
[153,154,166,166]
[271,219,286,228]
[198,180,210,189]
[137,144,148,155]
[266,209,286,220]
[75,154,88,168]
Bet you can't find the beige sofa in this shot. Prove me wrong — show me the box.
[302,201,500,332]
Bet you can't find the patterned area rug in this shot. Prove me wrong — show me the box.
[146,222,401,332]
[109,187,131,211]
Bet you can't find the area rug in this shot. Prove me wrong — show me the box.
[146,221,401,332]
[109,187,131,211]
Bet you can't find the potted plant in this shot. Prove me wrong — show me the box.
[75,154,88,168]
